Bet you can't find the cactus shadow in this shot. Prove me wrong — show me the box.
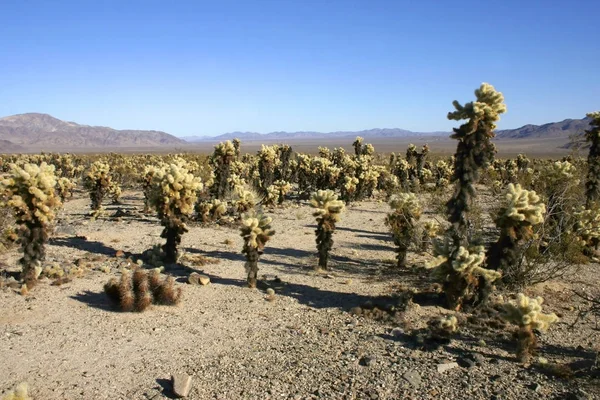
[155,378,178,399]
[70,290,120,312]
[50,237,122,257]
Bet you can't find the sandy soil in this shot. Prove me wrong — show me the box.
[1,190,598,399]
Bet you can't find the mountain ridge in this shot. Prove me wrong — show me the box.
[0,113,185,148]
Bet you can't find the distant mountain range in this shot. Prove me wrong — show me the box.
[0,113,185,150]
[496,117,592,140]
[184,117,593,144]
[182,128,449,143]
[0,112,593,153]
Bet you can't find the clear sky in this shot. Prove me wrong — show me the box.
[1,0,598,137]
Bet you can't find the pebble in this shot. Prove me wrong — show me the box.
[172,373,192,398]
[402,370,422,389]
[437,362,459,373]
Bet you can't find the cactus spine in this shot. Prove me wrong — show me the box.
[310,190,345,270]
[0,162,61,283]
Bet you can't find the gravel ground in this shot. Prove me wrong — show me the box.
[1,190,598,400]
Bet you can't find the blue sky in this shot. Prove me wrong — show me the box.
[1,0,598,137]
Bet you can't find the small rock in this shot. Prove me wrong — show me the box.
[172,373,192,398]
[115,250,125,258]
[359,356,374,367]
[188,273,210,286]
[402,370,421,389]
[349,307,363,316]
[437,362,459,373]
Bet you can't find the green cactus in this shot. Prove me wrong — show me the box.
[0,162,61,284]
[240,211,275,288]
[385,193,422,268]
[56,176,75,202]
[148,163,202,264]
[501,293,558,363]
[210,141,236,199]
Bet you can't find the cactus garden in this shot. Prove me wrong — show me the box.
[1,106,599,399]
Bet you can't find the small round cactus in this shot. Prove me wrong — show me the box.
[501,293,558,363]
[148,163,203,264]
[240,211,275,288]
[310,190,345,270]
[0,162,61,283]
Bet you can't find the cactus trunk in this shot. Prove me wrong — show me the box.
[316,223,333,270]
[245,249,259,288]
[20,222,47,283]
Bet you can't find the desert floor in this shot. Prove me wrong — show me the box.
[1,189,599,400]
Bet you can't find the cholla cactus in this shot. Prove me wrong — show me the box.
[420,219,440,252]
[234,188,257,214]
[385,193,422,267]
[1,382,32,400]
[341,176,359,203]
[56,177,75,202]
[310,190,345,270]
[196,199,228,224]
[83,161,112,217]
[257,145,281,194]
[427,240,501,310]
[210,141,236,199]
[501,294,559,363]
[352,136,364,156]
[430,83,505,310]
[108,181,122,204]
[516,154,530,172]
[104,268,182,312]
[0,162,61,283]
[272,180,292,205]
[585,112,600,208]
[141,165,160,214]
[487,184,546,285]
[574,207,600,248]
[148,163,202,264]
[240,211,275,288]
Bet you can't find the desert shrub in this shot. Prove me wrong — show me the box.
[310,189,345,270]
[148,163,202,264]
[501,294,558,363]
[83,160,112,218]
[240,211,275,288]
[0,162,61,284]
[385,193,422,268]
[431,83,506,310]
[104,268,182,312]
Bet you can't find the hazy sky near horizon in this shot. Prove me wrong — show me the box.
[1,0,598,137]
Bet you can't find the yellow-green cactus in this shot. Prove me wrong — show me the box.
[211,140,236,199]
[240,211,275,288]
[428,240,501,310]
[310,190,345,270]
[83,160,112,218]
[501,293,558,362]
[56,177,75,202]
[574,206,600,248]
[1,382,32,400]
[273,180,292,205]
[148,163,202,264]
[0,162,61,283]
[386,193,422,267]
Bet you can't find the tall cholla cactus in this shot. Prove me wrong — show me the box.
[83,160,112,217]
[149,163,202,264]
[211,141,236,199]
[56,177,75,202]
[385,193,422,268]
[352,136,364,156]
[272,180,292,205]
[501,294,558,363]
[0,162,61,283]
[427,240,501,310]
[446,83,506,239]
[310,190,345,270]
[429,83,506,310]
[257,144,281,194]
[240,211,275,288]
[585,111,600,208]
[487,184,546,284]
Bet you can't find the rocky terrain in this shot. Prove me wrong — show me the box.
[1,190,598,400]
